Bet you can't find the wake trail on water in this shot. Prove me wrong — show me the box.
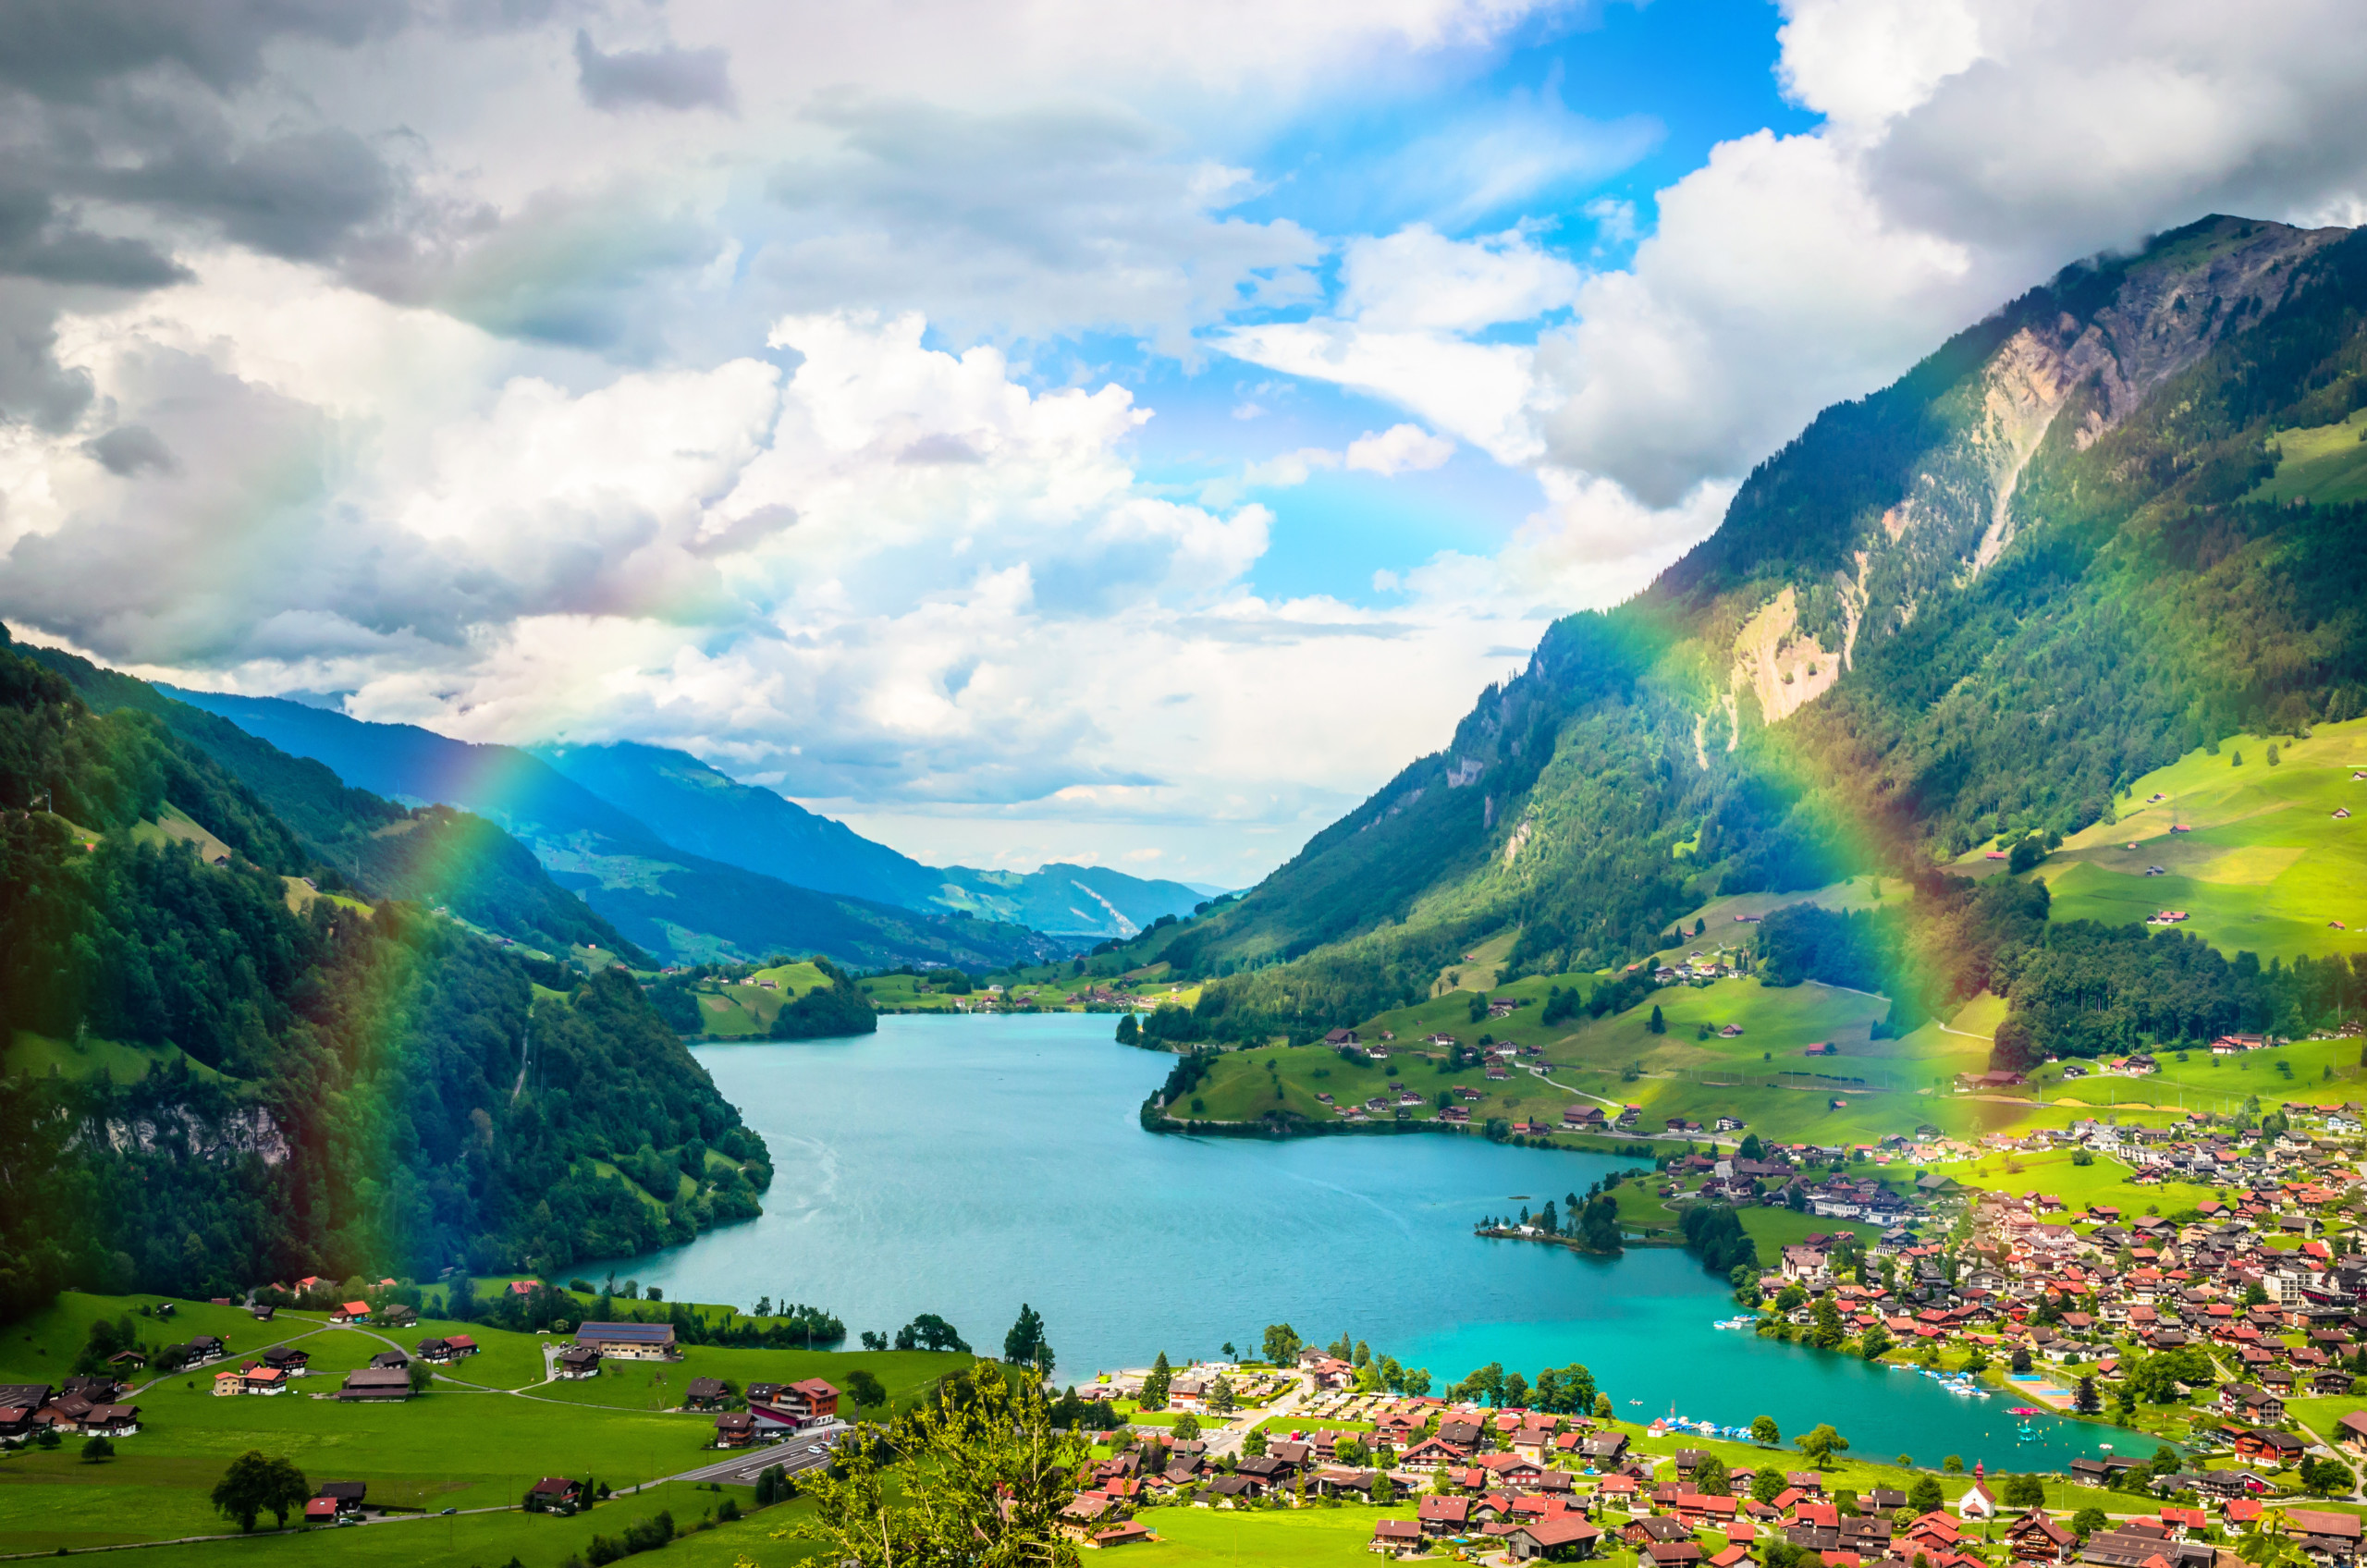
[1269,1170,1417,1239]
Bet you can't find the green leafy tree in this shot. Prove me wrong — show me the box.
[796,1363,1087,1568]
[2075,1376,2099,1415]
[2071,1508,2107,1538]
[1648,1005,1666,1035]
[1750,1415,1780,1447]
[1795,1424,1848,1470]
[1860,1324,1893,1361]
[211,1450,311,1533]
[843,1369,888,1410]
[2001,1475,2047,1509]
[1260,1323,1302,1366]
[1909,1475,1944,1513]
[1209,1375,1236,1415]
[1751,1468,1786,1504]
[1695,1456,1731,1496]
[1170,1413,1201,1441]
[1244,1427,1269,1458]
[80,1435,115,1462]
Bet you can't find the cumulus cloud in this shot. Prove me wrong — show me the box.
[1344,423,1454,475]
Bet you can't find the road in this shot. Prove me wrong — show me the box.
[660,1423,849,1487]
[1199,1377,1307,1457]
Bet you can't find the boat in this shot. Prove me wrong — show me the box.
[2008,1406,2042,1415]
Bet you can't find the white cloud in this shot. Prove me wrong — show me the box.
[1344,423,1453,475]
[1336,224,1584,332]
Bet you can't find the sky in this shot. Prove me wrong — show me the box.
[4,0,2367,887]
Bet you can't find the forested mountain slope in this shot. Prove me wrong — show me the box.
[1144,215,2367,1052]
[78,681,1056,970]
[0,627,769,1317]
[24,646,639,961]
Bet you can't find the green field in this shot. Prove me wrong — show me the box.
[0,1292,966,1556]
[4,1027,231,1085]
[2043,717,2367,962]
[2250,409,2367,506]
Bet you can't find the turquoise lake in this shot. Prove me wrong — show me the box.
[602,1013,2131,1472]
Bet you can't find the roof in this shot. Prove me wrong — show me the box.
[1518,1517,1603,1548]
[575,1321,675,1344]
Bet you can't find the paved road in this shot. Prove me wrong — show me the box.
[661,1423,848,1487]
[1200,1378,1308,1457]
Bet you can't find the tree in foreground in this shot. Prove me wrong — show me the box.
[212,1450,311,1532]
[790,1361,1089,1568]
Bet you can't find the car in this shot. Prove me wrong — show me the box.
[440,1507,459,1515]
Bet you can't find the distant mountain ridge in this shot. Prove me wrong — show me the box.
[162,690,1205,945]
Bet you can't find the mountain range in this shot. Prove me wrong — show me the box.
[155,689,1209,950]
[1115,214,2367,1050]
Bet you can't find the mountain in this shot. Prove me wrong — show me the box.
[533,740,944,905]
[533,741,1211,937]
[157,692,1203,944]
[932,862,1215,938]
[25,646,645,963]
[0,625,770,1312]
[150,689,1059,970]
[1125,214,2367,1050]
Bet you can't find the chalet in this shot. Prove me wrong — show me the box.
[329,1302,371,1325]
[1564,1106,1608,1128]
[1093,1521,1155,1549]
[714,1412,755,1448]
[187,1335,227,1364]
[2006,1511,2079,1563]
[1371,1519,1426,1557]
[1324,1029,1361,1047]
[527,1476,588,1513]
[242,1366,288,1396]
[337,1367,412,1402]
[555,1346,601,1379]
[685,1377,732,1410]
[302,1498,337,1524]
[749,1377,840,1432]
[316,1481,368,1517]
[262,1345,310,1375]
[574,1322,678,1360]
[370,1350,410,1370]
[1511,1517,1604,1562]
[2336,1411,2367,1452]
[1418,1496,1471,1536]
[2285,1511,2363,1566]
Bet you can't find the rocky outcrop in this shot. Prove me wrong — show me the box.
[86,1104,292,1167]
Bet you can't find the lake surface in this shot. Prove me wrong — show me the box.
[599,1013,2128,1471]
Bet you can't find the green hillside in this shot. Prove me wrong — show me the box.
[0,629,773,1317]
[1103,214,2367,1089]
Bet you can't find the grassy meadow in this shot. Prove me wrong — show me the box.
[2042,717,2367,962]
[0,1291,966,1556]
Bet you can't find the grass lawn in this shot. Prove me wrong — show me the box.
[1919,1147,2223,1217]
[1140,1502,1417,1565]
[5,1481,820,1566]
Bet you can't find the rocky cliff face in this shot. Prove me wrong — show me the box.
[1721,215,2347,737]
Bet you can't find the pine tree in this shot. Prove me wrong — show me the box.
[1142,1351,1171,1410]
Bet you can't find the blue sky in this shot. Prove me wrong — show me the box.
[4,0,2361,883]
